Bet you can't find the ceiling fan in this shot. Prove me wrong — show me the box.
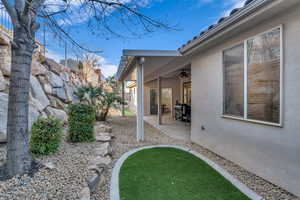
[178,69,189,79]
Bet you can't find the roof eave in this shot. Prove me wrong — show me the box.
[116,50,181,81]
[179,0,274,55]
[123,49,181,57]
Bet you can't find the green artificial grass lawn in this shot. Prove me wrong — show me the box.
[119,148,250,200]
[124,109,136,117]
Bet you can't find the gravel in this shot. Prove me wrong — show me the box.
[0,117,298,200]
[92,117,297,200]
[0,132,102,200]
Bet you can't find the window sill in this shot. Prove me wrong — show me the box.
[221,115,283,128]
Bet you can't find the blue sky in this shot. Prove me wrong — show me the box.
[43,0,246,77]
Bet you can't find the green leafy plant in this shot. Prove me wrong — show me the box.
[74,86,102,106]
[30,117,63,155]
[95,87,124,121]
[74,76,126,121]
[68,103,96,142]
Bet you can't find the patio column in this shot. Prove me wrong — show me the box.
[137,57,145,141]
[121,81,125,117]
[157,76,162,125]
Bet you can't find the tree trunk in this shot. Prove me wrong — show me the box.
[97,107,110,121]
[6,26,35,177]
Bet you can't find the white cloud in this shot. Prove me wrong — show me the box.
[44,0,160,26]
[46,49,65,62]
[83,53,118,77]
[95,55,118,77]
[222,0,247,17]
[100,63,118,78]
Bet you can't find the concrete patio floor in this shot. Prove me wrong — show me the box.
[144,115,191,141]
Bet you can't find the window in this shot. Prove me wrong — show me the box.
[223,27,282,125]
[223,44,244,117]
[183,82,192,105]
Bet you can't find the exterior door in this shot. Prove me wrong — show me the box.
[150,89,158,115]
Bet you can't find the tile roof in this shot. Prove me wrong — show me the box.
[178,0,257,52]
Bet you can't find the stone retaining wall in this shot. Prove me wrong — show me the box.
[0,31,103,143]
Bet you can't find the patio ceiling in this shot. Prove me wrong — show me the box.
[116,50,190,82]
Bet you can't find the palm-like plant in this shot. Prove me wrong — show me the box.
[74,77,125,121]
[74,86,102,106]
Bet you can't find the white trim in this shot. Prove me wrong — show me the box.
[222,115,283,128]
[222,25,283,127]
[243,25,282,44]
[157,77,162,125]
[280,24,284,127]
[141,62,144,141]
[136,58,145,141]
[110,145,264,200]
[221,41,245,115]
[244,40,248,119]
[121,81,125,117]
[180,0,279,54]
[123,49,181,57]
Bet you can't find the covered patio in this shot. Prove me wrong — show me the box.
[144,115,191,141]
[117,50,191,141]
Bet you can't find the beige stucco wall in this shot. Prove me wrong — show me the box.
[127,87,137,113]
[190,4,300,196]
[144,77,181,116]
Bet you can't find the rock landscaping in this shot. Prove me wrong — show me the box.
[0,30,104,143]
[94,117,297,200]
[0,122,114,200]
[0,116,298,200]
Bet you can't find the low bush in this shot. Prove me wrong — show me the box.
[30,117,63,155]
[68,103,96,143]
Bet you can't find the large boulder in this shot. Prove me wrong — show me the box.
[94,142,112,157]
[28,101,41,130]
[42,57,63,74]
[95,122,112,133]
[43,83,52,94]
[0,93,8,136]
[31,60,48,76]
[0,93,7,142]
[0,70,5,91]
[90,156,112,166]
[60,72,70,82]
[48,71,64,88]
[46,107,68,122]
[49,96,66,109]
[30,95,46,112]
[0,45,11,76]
[64,83,74,102]
[38,76,53,94]
[95,135,112,142]
[0,93,40,143]
[30,75,50,110]
[0,31,11,46]
[52,87,68,102]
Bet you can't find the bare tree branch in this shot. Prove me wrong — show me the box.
[0,0,176,178]
[0,0,17,23]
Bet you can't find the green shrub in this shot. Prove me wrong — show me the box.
[30,117,63,155]
[68,103,96,142]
